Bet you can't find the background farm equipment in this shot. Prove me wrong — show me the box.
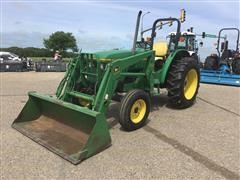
[12,10,200,164]
[200,28,240,86]
[0,52,34,72]
[35,59,67,72]
[35,50,67,72]
[166,28,201,63]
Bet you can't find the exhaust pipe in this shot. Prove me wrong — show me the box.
[132,10,142,54]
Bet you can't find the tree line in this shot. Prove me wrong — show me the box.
[1,31,78,58]
[0,47,75,58]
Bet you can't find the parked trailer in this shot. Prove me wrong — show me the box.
[35,61,67,72]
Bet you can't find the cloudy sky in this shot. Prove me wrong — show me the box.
[1,0,239,58]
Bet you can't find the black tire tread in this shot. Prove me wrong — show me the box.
[119,89,150,131]
[232,58,240,74]
[204,56,218,70]
[166,57,200,108]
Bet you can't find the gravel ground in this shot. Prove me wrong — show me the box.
[0,72,239,180]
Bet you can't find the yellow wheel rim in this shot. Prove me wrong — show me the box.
[130,99,146,124]
[184,69,198,100]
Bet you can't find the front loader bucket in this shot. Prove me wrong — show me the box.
[12,92,111,164]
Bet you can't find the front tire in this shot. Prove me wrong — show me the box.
[166,57,200,108]
[232,58,240,74]
[119,89,150,131]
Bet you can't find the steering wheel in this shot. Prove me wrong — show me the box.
[136,39,151,49]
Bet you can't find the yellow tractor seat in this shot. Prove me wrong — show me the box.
[153,42,168,59]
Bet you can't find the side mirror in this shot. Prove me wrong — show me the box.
[199,42,203,47]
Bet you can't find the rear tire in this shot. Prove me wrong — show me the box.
[191,53,199,64]
[232,58,240,74]
[166,57,200,108]
[119,89,150,131]
[204,56,218,70]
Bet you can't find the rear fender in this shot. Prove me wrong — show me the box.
[159,49,190,84]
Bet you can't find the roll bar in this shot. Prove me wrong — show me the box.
[150,18,181,50]
[132,11,181,53]
[216,28,240,57]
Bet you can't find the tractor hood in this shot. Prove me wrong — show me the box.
[94,49,145,61]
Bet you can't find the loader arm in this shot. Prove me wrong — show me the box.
[56,57,81,98]
[91,50,154,113]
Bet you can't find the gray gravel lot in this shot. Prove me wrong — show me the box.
[0,72,239,179]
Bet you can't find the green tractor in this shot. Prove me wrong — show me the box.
[167,29,200,62]
[12,11,200,164]
[150,28,201,71]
